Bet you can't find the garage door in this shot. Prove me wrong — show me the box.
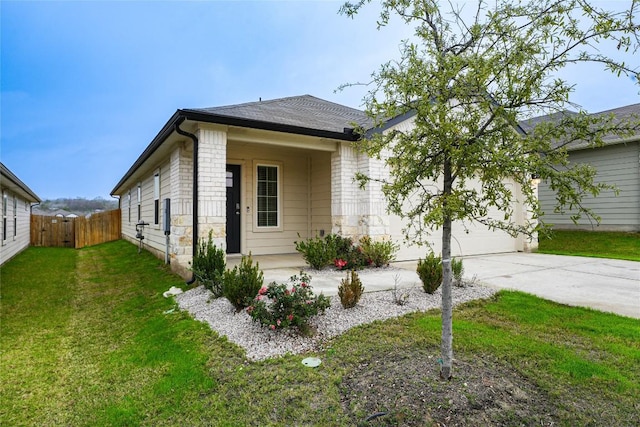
[390,180,520,261]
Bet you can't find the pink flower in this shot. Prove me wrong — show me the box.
[287,314,294,322]
[334,258,347,269]
[301,282,308,288]
[270,324,276,331]
[290,287,296,293]
[277,319,281,326]
[258,286,268,295]
[255,295,263,301]
[246,306,254,314]
[306,300,313,305]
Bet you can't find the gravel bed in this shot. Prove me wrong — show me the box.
[175,283,496,361]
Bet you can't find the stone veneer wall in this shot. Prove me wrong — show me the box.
[331,141,391,242]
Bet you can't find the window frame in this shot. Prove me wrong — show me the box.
[254,162,282,231]
[13,195,17,238]
[153,171,160,226]
[137,183,142,222]
[2,192,7,243]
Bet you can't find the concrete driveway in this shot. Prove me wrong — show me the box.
[258,253,639,319]
[458,253,640,319]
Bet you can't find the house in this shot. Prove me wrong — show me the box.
[111,95,532,277]
[528,103,640,232]
[1,162,41,265]
[32,207,79,218]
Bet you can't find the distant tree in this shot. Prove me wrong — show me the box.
[340,0,639,379]
[38,197,118,214]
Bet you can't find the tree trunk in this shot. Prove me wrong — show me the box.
[440,157,454,380]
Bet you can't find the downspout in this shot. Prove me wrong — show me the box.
[174,116,199,284]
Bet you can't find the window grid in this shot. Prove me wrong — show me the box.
[256,165,278,227]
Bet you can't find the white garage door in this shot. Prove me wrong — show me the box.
[390,180,521,261]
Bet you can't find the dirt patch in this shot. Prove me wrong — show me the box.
[340,347,558,426]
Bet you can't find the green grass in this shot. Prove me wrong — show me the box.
[538,230,640,261]
[1,241,639,426]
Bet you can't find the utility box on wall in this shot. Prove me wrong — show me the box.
[163,198,171,235]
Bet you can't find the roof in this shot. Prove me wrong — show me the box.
[187,95,372,134]
[0,162,41,203]
[519,103,640,150]
[111,95,372,195]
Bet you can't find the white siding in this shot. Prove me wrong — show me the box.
[311,152,332,237]
[0,192,32,265]
[539,141,640,231]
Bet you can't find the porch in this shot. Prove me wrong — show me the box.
[227,253,421,296]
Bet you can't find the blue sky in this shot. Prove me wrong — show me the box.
[2,1,638,200]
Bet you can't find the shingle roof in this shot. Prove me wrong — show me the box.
[188,95,372,134]
[0,162,41,203]
[519,103,640,149]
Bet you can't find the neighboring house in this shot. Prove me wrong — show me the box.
[32,208,79,218]
[527,104,640,232]
[0,162,41,265]
[111,95,533,277]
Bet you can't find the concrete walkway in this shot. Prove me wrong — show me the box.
[236,253,640,319]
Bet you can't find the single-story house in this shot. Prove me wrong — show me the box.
[526,103,640,232]
[111,95,534,277]
[1,162,42,265]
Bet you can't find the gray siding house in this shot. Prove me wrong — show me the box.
[533,104,640,231]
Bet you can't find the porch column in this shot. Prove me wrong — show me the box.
[197,126,228,250]
[331,142,391,240]
[357,151,391,240]
[331,142,359,238]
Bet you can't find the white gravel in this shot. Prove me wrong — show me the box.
[175,282,496,361]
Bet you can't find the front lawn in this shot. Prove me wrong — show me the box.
[1,241,638,426]
[538,230,640,261]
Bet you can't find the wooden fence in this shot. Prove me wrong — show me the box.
[31,209,121,249]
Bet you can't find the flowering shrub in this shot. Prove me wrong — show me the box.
[246,273,331,334]
[295,233,398,270]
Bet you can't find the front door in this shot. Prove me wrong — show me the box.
[226,164,241,253]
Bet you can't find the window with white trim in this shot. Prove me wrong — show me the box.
[256,165,279,228]
[127,190,131,223]
[153,171,160,225]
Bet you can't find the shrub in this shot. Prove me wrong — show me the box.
[294,235,335,270]
[326,234,368,270]
[452,257,464,287]
[223,254,264,310]
[359,236,399,267]
[247,273,331,334]
[338,270,365,308]
[190,231,226,297]
[417,252,443,294]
